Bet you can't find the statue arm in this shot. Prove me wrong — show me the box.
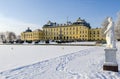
[104,22,112,34]
[104,29,109,34]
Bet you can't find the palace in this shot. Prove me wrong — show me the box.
[21,17,104,41]
[21,28,44,41]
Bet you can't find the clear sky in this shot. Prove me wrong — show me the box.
[0,0,120,35]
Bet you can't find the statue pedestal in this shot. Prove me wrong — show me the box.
[103,48,118,72]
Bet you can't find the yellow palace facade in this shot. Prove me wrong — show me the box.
[21,18,104,41]
[43,17,104,41]
[21,27,44,41]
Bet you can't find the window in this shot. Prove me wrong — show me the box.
[67,36,69,39]
[76,27,78,31]
[66,28,68,30]
[97,31,99,34]
[57,37,59,40]
[79,27,81,29]
[64,36,65,39]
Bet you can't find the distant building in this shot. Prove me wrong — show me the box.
[43,17,104,41]
[20,17,105,41]
[89,28,103,41]
[21,27,44,41]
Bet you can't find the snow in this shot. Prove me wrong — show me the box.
[0,42,120,79]
[0,44,93,72]
[23,41,96,45]
[63,41,96,45]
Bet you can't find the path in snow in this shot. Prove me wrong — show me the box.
[0,45,120,79]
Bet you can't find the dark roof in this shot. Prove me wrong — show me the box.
[43,17,91,28]
[25,27,32,32]
[43,21,57,27]
[73,18,91,28]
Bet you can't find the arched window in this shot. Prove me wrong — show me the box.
[64,36,65,39]
[67,36,69,39]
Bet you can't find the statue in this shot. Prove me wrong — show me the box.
[103,17,118,72]
[104,17,116,48]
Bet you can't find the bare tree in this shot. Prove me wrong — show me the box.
[115,12,120,40]
[0,33,6,43]
[101,17,109,37]
[5,31,16,42]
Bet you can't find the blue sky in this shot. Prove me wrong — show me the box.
[0,0,120,35]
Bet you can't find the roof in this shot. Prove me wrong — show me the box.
[25,27,32,32]
[43,17,91,28]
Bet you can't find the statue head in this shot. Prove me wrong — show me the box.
[108,17,112,22]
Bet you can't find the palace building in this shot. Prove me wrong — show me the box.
[42,17,104,41]
[21,17,104,41]
[21,27,44,41]
[89,28,103,41]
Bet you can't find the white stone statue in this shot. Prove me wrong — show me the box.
[104,17,116,48]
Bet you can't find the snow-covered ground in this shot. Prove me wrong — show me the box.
[63,41,96,45]
[0,42,120,79]
[23,41,96,45]
[0,45,93,72]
